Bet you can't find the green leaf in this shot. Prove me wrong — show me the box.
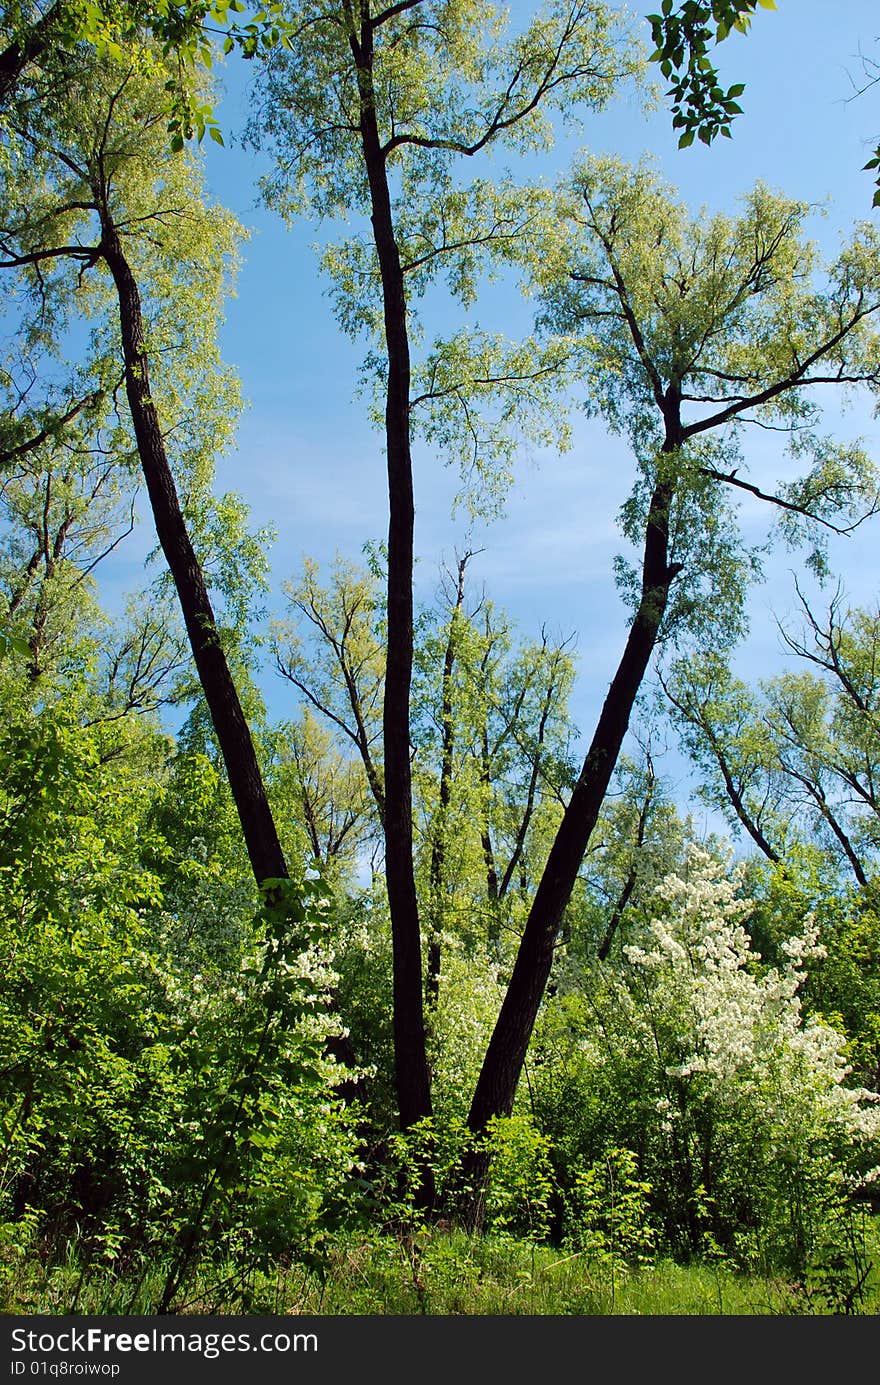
[0,629,30,660]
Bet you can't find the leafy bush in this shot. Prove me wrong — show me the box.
[563,1147,656,1265]
[0,705,360,1310]
[534,848,880,1270]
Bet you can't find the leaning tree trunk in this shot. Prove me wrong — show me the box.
[461,459,681,1226]
[98,210,288,891]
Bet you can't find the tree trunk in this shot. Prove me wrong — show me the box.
[0,3,63,108]
[462,467,681,1218]
[98,211,288,891]
[350,17,432,1135]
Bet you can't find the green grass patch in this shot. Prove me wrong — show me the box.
[4,1226,878,1315]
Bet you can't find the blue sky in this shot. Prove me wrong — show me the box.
[112,1,880,823]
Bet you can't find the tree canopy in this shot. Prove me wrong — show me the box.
[2,0,880,1315]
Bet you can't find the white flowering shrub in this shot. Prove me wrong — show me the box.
[534,848,880,1270]
[430,944,507,1122]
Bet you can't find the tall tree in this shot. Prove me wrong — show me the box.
[253,0,632,1135]
[2,48,289,890]
[463,158,880,1183]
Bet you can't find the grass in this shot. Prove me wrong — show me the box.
[3,1226,878,1315]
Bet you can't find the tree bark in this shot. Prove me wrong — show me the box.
[98,211,288,891]
[479,629,500,906]
[498,644,559,899]
[350,12,432,1134]
[0,3,63,109]
[464,462,681,1198]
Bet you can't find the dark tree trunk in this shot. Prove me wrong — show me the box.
[464,464,681,1209]
[708,734,781,864]
[0,3,63,108]
[350,16,432,1134]
[797,773,870,889]
[98,212,288,891]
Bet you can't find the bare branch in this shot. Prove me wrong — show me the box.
[700,465,879,535]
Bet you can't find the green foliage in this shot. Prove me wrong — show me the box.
[0,626,29,659]
[144,750,258,973]
[0,2,298,147]
[152,872,359,1307]
[1,43,249,591]
[0,702,167,1244]
[3,0,880,1317]
[863,144,880,209]
[251,1,640,508]
[646,2,880,208]
[666,589,880,896]
[534,157,880,664]
[274,549,578,962]
[574,748,693,960]
[367,1111,555,1244]
[785,1203,878,1315]
[0,695,359,1310]
[482,1114,555,1241]
[534,848,880,1272]
[646,2,775,146]
[563,1147,656,1266]
[744,855,880,1090]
